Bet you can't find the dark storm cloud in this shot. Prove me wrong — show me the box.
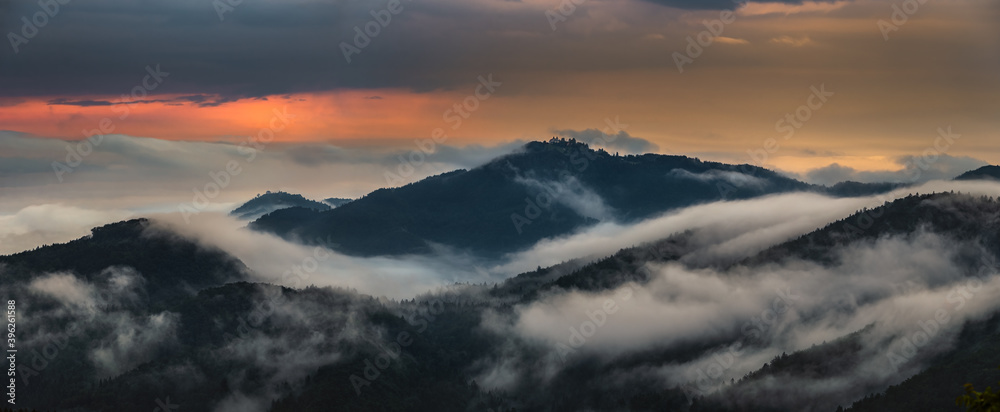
[642,0,845,9]
[0,0,548,98]
[45,94,234,107]
[1,0,353,98]
[0,0,840,100]
[47,99,115,107]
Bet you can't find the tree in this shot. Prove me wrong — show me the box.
[958,367,1000,412]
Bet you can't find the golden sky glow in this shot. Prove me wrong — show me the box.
[2,0,998,175]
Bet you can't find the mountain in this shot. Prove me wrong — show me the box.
[746,191,1000,266]
[684,312,1000,412]
[955,165,1000,181]
[482,192,1000,412]
[230,191,331,220]
[842,314,1000,412]
[0,219,250,409]
[667,193,1000,412]
[250,139,896,258]
[824,181,903,197]
[0,222,506,412]
[6,192,1000,412]
[0,218,247,306]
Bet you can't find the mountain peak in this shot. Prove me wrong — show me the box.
[230,191,331,220]
[89,218,151,241]
[250,142,823,257]
[522,137,608,156]
[955,165,1000,181]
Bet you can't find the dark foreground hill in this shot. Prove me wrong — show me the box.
[0,218,246,307]
[0,220,508,411]
[7,192,1000,411]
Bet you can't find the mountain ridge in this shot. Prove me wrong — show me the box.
[250,139,901,258]
[6,191,1000,411]
[955,165,1000,181]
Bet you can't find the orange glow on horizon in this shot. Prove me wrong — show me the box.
[0,89,511,145]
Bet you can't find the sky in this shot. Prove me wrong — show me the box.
[0,0,998,242]
[0,0,997,172]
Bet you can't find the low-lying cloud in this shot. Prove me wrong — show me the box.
[474,227,1000,410]
[801,154,988,186]
[0,204,134,255]
[0,130,521,228]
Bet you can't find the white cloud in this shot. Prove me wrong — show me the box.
[0,204,134,255]
[28,273,98,310]
[769,35,812,47]
[739,1,850,16]
[715,36,750,45]
[0,131,521,217]
[476,228,1000,410]
[799,154,988,186]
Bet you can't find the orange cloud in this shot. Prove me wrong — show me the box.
[0,90,508,145]
[739,1,850,16]
[769,35,813,46]
[715,36,751,45]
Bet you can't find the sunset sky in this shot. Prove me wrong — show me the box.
[1,0,998,207]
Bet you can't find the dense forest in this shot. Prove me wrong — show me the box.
[3,191,1000,411]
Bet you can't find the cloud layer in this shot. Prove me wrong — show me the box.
[471,197,1000,410]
